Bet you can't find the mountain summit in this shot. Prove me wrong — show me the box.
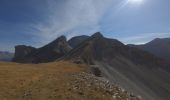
[65,32,125,64]
[91,32,104,38]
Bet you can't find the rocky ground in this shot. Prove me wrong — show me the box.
[70,72,141,100]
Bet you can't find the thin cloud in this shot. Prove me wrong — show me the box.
[119,32,170,44]
[30,0,116,45]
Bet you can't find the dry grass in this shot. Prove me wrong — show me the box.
[0,61,84,100]
[0,61,139,100]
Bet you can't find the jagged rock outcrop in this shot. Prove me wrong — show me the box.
[13,36,71,63]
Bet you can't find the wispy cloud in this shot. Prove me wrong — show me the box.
[119,32,170,44]
[1,0,170,51]
[30,0,116,45]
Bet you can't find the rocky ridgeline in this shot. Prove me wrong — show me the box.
[71,72,141,100]
[13,36,71,63]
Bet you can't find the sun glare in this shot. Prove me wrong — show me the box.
[128,0,143,4]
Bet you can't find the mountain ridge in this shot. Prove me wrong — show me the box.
[63,32,170,100]
[12,32,170,100]
[128,38,170,62]
[0,51,14,61]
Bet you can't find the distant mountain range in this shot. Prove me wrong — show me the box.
[128,38,170,62]
[0,51,14,61]
[13,32,170,100]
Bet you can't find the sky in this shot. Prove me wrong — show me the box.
[0,0,170,52]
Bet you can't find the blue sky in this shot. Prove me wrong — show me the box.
[0,0,170,52]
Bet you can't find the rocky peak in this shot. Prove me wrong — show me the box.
[48,36,67,46]
[55,35,66,42]
[64,32,125,64]
[91,32,104,38]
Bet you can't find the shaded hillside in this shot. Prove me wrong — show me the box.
[0,51,14,61]
[65,32,125,64]
[64,32,170,100]
[128,38,170,62]
[13,36,71,63]
[65,32,169,71]
[68,35,89,48]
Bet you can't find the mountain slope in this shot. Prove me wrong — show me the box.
[128,38,170,62]
[13,36,71,63]
[0,51,14,61]
[64,32,170,100]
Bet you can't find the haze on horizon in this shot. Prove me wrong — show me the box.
[0,0,170,52]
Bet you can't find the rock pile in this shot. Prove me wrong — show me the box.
[71,72,141,100]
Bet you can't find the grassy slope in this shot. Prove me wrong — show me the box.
[0,61,83,100]
[0,61,139,100]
